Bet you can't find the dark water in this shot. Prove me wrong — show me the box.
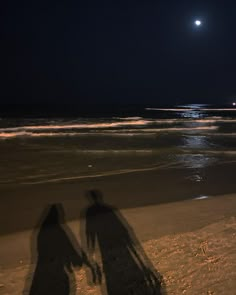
[1,104,236,188]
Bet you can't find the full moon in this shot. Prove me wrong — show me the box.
[195,20,202,26]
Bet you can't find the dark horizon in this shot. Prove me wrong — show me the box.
[1,102,236,118]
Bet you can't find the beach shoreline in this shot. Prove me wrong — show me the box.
[1,106,236,294]
[0,193,236,294]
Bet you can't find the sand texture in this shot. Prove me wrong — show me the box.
[0,194,236,295]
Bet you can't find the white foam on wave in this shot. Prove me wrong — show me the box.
[0,125,219,139]
[1,116,234,138]
[119,126,218,132]
[0,119,150,132]
[87,126,218,133]
[73,149,155,154]
[156,117,236,123]
[146,108,194,111]
[146,118,220,124]
[0,131,156,139]
[135,117,236,124]
[112,117,143,120]
[146,108,236,112]
[0,132,79,139]
[195,108,236,111]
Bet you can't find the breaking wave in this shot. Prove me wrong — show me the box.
[146,108,236,112]
[0,126,219,139]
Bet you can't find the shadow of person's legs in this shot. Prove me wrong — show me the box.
[25,204,84,295]
[81,190,165,295]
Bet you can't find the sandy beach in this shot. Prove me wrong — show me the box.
[0,170,236,294]
[1,109,236,294]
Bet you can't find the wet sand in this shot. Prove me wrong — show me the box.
[1,161,236,236]
[0,194,236,294]
[0,166,236,294]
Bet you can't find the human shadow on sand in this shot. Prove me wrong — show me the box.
[26,204,97,295]
[81,190,165,295]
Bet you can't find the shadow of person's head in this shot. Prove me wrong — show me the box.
[42,204,65,227]
[86,190,104,205]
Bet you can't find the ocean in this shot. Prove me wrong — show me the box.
[1,104,236,193]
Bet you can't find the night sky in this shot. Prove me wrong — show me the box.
[1,0,236,105]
